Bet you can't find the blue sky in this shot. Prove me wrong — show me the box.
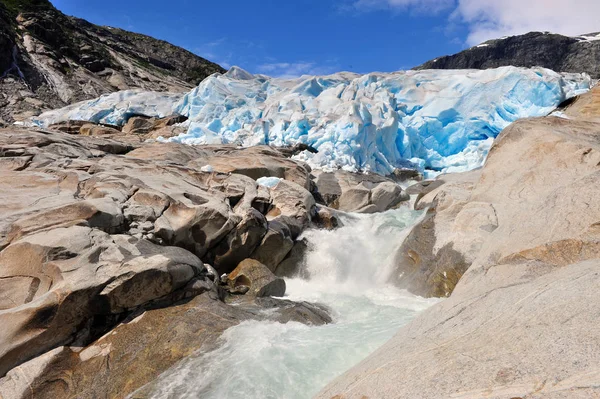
[50,0,599,78]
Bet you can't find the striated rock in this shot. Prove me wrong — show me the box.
[227,259,286,297]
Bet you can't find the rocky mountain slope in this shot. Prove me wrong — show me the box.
[318,86,600,398]
[417,31,600,79]
[0,0,225,123]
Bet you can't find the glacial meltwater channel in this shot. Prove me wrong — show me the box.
[146,207,439,399]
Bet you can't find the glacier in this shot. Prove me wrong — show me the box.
[33,66,591,177]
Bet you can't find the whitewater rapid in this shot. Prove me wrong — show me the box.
[144,207,439,399]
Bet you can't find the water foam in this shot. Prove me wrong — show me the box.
[143,207,439,399]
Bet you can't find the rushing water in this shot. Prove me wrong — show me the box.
[146,207,439,399]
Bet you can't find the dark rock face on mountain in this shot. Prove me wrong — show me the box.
[0,0,225,123]
[416,31,600,79]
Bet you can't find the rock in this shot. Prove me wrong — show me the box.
[267,179,316,238]
[49,120,89,134]
[188,145,312,189]
[338,181,371,211]
[208,208,268,274]
[393,170,485,297]
[250,220,295,271]
[564,85,600,123]
[153,197,240,259]
[146,125,187,140]
[154,114,188,128]
[318,260,600,399]
[252,298,332,325]
[0,225,205,377]
[312,170,409,213]
[275,238,309,278]
[389,167,422,182]
[404,179,445,196]
[370,181,409,212]
[122,116,155,135]
[227,259,286,297]
[0,126,334,395]
[0,2,225,124]
[79,124,121,136]
[312,206,342,230]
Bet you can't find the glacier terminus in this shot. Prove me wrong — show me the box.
[34,66,591,178]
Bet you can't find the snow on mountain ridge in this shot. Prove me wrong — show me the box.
[34,66,591,177]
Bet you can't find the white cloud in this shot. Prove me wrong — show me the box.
[455,0,600,45]
[349,0,600,46]
[257,62,338,78]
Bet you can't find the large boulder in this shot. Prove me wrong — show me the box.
[187,145,312,189]
[0,225,205,377]
[267,179,316,238]
[208,208,268,274]
[122,116,155,135]
[227,259,286,297]
[318,111,600,398]
[250,220,295,272]
[312,170,409,213]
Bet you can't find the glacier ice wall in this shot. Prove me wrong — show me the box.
[34,66,590,176]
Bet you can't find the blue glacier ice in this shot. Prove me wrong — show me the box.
[33,66,591,177]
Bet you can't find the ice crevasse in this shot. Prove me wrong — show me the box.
[34,66,591,177]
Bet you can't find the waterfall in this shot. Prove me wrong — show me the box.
[142,207,439,399]
[1,46,26,81]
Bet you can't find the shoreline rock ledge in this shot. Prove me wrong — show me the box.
[317,86,600,398]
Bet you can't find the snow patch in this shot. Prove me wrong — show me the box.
[256,176,282,188]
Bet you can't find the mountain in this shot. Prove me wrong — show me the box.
[416,31,600,79]
[0,0,225,122]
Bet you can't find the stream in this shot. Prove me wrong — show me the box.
[147,206,439,399]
